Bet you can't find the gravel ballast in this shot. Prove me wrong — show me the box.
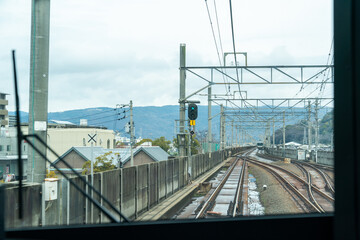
[247,163,303,215]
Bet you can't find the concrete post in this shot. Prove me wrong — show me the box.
[220,105,225,150]
[315,99,319,163]
[231,120,234,147]
[308,101,312,153]
[282,111,286,157]
[273,118,275,147]
[130,100,134,166]
[207,81,212,153]
[28,0,51,183]
[178,44,186,156]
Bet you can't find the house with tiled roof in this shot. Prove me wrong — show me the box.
[53,146,169,177]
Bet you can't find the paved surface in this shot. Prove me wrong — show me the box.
[135,157,234,222]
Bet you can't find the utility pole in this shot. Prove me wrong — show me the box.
[88,131,97,222]
[178,44,186,156]
[207,81,212,153]
[28,0,51,183]
[130,100,134,166]
[220,104,225,150]
[282,111,286,157]
[272,118,275,148]
[236,125,239,147]
[308,101,312,154]
[303,127,307,145]
[330,119,334,152]
[231,120,234,147]
[315,99,319,163]
[266,121,270,148]
[240,128,243,147]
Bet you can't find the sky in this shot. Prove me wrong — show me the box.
[0,0,333,113]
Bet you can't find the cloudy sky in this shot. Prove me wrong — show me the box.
[0,0,333,113]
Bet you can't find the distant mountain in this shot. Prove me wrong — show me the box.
[10,105,332,142]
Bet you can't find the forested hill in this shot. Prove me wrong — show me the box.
[10,105,221,141]
[11,105,332,142]
[274,110,333,145]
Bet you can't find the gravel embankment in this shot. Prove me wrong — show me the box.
[247,163,303,215]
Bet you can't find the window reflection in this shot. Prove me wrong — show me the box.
[1,0,333,229]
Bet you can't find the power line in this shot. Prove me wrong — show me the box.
[60,108,117,122]
[89,116,127,127]
[204,0,230,93]
[87,113,124,123]
[228,0,242,97]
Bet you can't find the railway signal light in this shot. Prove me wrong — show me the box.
[188,103,198,120]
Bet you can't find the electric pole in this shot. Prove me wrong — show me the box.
[308,101,312,154]
[315,99,319,163]
[207,79,212,153]
[28,0,51,183]
[178,44,186,157]
[272,118,275,148]
[130,100,134,166]
[282,111,286,157]
[220,104,225,150]
[231,120,234,147]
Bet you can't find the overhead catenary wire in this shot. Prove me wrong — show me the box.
[204,0,230,94]
[60,108,117,122]
[89,116,127,127]
[228,0,242,98]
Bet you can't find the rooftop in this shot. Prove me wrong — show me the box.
[54,146,170,167]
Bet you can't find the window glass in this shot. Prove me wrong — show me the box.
[1,0,333,229]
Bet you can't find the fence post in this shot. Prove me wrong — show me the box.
[67,179,70,225]
[147,164,150,211]
[135,166,138,219]
[41,182,45,226]
[119,168,122,221]
[100,172,103,223]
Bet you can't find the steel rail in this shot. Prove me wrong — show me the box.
[195,148,255,219]
[232,158,247,216]
[249,156,334,202]
[299,162,335,195]
[246,158,322,213]
[195,157,240,219]
[294,163,326,213]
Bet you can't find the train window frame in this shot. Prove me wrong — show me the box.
[4,0,360,239]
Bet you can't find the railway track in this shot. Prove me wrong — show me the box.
[195,150,252,219]
[247,152,334,213]
[294,161,335,196]
[187,149,333,219]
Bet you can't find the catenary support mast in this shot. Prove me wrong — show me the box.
[28,0,51,183]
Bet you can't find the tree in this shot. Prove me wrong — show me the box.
[82,151,117,175]
[173,134,200,155]
[152,136,171,152]
[191,138,200,155]
[136,138,153,147]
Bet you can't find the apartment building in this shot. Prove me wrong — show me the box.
[0,92,9,127]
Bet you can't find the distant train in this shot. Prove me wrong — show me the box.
[257,142,264,150]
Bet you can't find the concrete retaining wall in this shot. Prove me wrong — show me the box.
[265,147,334,166]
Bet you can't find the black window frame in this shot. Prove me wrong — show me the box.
[4,0,360,239]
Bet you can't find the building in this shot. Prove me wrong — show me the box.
[53,146,170,177]
[18,122,116,163]
[0,92,9,127]
[0,127,28,180]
